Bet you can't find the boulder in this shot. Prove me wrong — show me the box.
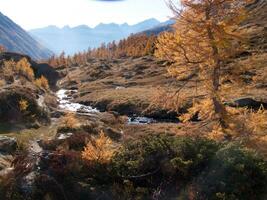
[51,110,63,118]
[0,136,17,154]
[0,86,50,124]
[225,97,267,109]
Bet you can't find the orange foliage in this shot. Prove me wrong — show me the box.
[18,99,29,112]
[46,34,157,68]
[2,60,16,78]
[82,131,114,164]
[35,75,49,90]
[62,112,79,129]
[16,58,35,81]
[156,0,250,133]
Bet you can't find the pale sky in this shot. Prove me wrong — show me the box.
[0,0,173,30]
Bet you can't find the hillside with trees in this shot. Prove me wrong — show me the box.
[45,33,157,67]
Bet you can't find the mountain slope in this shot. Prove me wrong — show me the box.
[29,18,161,55]
[0,12,53,60]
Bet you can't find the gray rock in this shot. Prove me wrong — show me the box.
[0,136,17,154]
[51,110,63,118]
[57,133,73,140]
[225,97,267,109]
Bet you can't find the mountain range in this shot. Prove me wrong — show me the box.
[0,10,174,58]
[0,12,53,60]
[29,19,174,55]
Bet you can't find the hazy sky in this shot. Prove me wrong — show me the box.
[0,0,173,30]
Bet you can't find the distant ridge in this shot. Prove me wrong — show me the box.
[29,18,163,55]
[142,19,175,35]
[0,12,53,60]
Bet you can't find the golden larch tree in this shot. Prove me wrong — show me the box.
[156,0,250,134]
[82,131,114,164]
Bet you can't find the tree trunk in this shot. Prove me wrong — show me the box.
[211,58,227,128]
[206,8,227,129]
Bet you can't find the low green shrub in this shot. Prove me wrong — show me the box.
[111,135,267,199]
[111,134,219,197]
[112,134,219,179]
[195,143,267,200]
[2,134,267,200]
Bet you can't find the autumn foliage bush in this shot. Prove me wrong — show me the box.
[34,75,49,90]
[18,99,29,112]
[82,131,115,164]
[2,60,16,81]
[60,112,79,131]
[15,58,35,81]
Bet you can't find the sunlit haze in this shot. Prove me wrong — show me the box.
[0,0,173,30]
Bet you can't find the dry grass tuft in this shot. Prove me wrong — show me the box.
[245,106,267,135]
[0,79,6,87]
[2,60,16,78]
[61,112,79,129]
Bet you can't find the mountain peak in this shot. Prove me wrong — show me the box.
[121,22,129,27]
[62,25,71,29]
[95,22,120,29]
[142,18,160,23]
[131,18,161,32]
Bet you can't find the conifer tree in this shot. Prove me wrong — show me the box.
[156,0,250,134]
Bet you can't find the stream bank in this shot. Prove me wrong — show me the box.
[56,89,160,125]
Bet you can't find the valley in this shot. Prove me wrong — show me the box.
[29,19,174,55]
